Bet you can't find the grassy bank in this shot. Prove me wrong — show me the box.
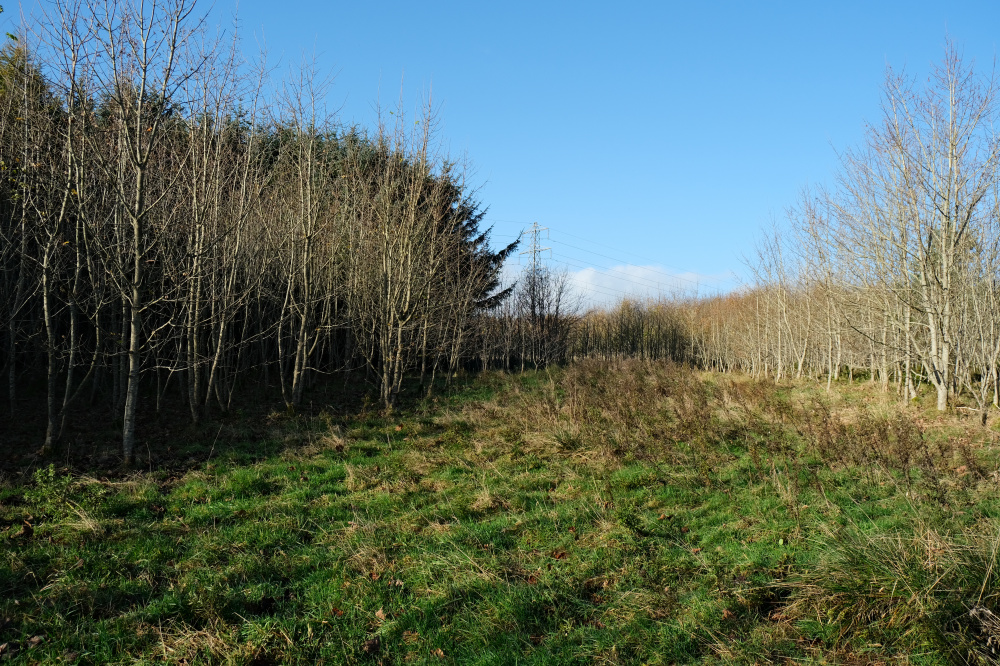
[3,361,1000,664]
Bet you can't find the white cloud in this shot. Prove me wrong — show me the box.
[567,264,731,310]
[497,261,736,311]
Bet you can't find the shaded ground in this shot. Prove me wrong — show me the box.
[0,372,430,479]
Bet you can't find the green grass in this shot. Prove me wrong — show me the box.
[2,362,1000,664]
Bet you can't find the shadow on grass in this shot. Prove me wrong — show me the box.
[0,369,498,484]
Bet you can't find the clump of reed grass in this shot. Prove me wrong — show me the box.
[785,519,1000,665]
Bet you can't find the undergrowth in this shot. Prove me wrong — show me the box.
[2,359,1000,664]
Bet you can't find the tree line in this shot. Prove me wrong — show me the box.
[564,45,1000,423]
[0,0,520,463]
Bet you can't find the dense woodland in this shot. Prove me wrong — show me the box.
[0,0,529,464]
[3,0,1000,464]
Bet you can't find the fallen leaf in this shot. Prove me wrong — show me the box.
[722,609,735,620]
[370,572,381,581]
[362,637,380,654]
[394,425,403,432]
[375,608,386,622]
[26,635,44,649]
[431,647,445,657]
[331,606,345,617]
[551,550,567,560]
[681,526,689,533]
[691,548,702,554]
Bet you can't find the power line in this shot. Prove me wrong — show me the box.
[550,249,722,296]
[547,257,671,300]
[486,217,737,292]
[546,249,717,297]
[509,247,710,300]
[506,253,638,301]
[507,255,705,309]
[549,258,666,296]
[545,223,738,286]
[498,219,738,309]
[548,239,726,293]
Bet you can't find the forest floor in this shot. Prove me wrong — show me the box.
[3,361,1000,664]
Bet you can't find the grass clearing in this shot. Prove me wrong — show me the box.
[3,360,1000,664]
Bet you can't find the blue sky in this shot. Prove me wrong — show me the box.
[19,0,1000,305]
